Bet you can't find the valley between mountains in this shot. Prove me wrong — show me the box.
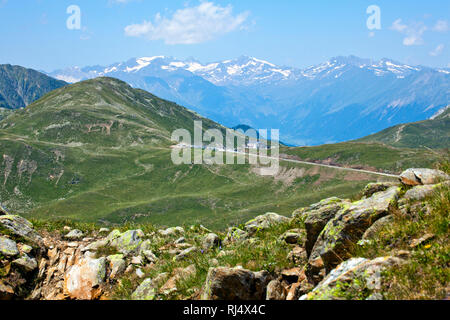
[0,65,448,301]
[0,77,445,230]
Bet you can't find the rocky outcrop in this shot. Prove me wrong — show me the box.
[64,257,106,300]
[202,233,221,250]
[309,186,400,273]
[399,168,449,186]
[202,267,271,300]
[244,213,290,235]
[0,236,19,257]
[302,198,349,256]
[301,256,405,300]
[0,167,447,301]
[0,215,43,245]
[108,229,144,256]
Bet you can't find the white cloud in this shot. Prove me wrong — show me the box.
[433,20,449,32]
[390,19,427,46]
[124,1,249,45]
[430,44,445,56]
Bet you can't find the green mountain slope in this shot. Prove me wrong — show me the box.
[0,64,66,109]
[0,77,394,229]
[280,142,444,175]
[357,106,450,149]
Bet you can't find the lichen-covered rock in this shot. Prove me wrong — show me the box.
[201,267,271,300]
[64,257,107,300]
[223,227,249,244]
[304,200,348,257]
[12,254,38,272]
[301,256,405,300]
[399,168,449,186]
[159,227,184,237]
[131,278,157,300]
[107,254,126,279]
[175,246,199,261]
[0,236,19,257]
[280,229,305,245]
[244,212,290,235]
[310,186,400,273]
[362,182,398,198]
[362,215,394,240]
[64,229,83,240]
[402,184,437,202]
[0,215,43,244]
[81,239,108,253]
[141,250,158,264]
[109,230,144,255]
[202,233,221,250]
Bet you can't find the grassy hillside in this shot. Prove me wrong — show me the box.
[0,77,398,229]
[0,64,66,109]
[357,107,450,149]
[281,142,445,175]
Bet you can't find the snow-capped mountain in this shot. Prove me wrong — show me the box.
[48,56,450,146]
[50,55,428,85]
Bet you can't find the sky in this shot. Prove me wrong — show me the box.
[0,0,449,72]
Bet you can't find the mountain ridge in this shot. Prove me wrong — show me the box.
[0,64,66,109]
[48,56,450,146]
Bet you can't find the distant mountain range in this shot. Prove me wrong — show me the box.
[358,105,450,149]
[0,64,66,109]
[48,55,450,146]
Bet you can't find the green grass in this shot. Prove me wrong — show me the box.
[358,108,450,149]
[355,163,450,300]
[110,218,304,300]
[0,77,440,230]
[281,142,445,174]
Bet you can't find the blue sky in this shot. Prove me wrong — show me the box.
[0,0,449,71]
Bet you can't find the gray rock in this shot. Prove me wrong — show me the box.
[131,278,157,300]
[159,227,184,237]
[12,254,38,272]
[20,244,33,254]
[304,200,348,257]
[142,250,158,263]
[109,229,144,255]
[224,227,249,244]
[64,229,84,240]
[175,246,199,261]
[362,215,394,240]
[400,168,449,186]
[244,212,290,235]
[136,268,145,278]
[280,229,305,245]
[403,184,437,202]
[174,237,186,244]
[0,215,43,244]
[81,239,108,252]
[202,267,271,300]
[310,186,400,272]
[202,233,221,250]
[363,182,398,198]
[107,254,126,279]
[0,236,19,257]
[301,256,404,300]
